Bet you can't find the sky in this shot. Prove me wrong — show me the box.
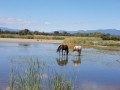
[0,0,120,32]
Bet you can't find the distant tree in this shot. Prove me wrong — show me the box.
[34,31,40,35]
[101,34,120,41]
[54,31,59,35]
[19,29,32,35]
[63,31,67,34]
[62,31,70,36]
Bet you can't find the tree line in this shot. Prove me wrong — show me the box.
[0,28,120,41]
[0,29,71,36]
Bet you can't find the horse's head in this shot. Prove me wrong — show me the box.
[56,49,59,52]
[56,45,61,53]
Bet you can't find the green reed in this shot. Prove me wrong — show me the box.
[53,73,73,90]
[10,56,73,90]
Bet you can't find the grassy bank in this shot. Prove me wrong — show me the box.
[0,34,120,47]
[0,34,65,40]
[63,37,120,47]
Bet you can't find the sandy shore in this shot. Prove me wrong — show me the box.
[0,38,63,44]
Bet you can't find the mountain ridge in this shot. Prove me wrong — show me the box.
[59,29,120,35]
[0,27,120,35]
[0,27,19,31]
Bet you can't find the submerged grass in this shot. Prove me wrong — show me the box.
[10,56,73,90]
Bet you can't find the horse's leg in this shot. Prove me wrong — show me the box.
[62,50,65,55]
[63,50,65,55]
[64,50,66,55]
[65,50,67,55]
[80,49,82,55]
[78,51,80,56]
[65,50,66,55]
[78,50,79,55]
[78,49,81,56]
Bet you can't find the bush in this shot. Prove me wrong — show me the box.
[101,34,120,41]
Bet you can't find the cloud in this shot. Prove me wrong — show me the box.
[0,17,34,27]
[44,21,51,25]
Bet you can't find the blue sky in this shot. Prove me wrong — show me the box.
[0,0,120,32]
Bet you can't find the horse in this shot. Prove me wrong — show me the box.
[56,44,69,55]
[73,46,82,56]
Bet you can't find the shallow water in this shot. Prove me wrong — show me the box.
[0,42,120,90]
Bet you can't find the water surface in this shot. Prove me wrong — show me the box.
[0,42,120,90]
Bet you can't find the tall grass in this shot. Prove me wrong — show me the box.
[10,57,41,90]
[64,37,120,46]
[101,40,120,46]
[48,72,73,90]
[54,74,72,90]
[10,56,73,90]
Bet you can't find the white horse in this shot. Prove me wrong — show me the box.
[73,46,82,56]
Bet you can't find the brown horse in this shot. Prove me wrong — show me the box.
[56,44,69,55]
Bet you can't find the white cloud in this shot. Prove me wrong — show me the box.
[44,21,51,25]
[0,17,34,28]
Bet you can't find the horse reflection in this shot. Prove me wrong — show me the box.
[73,46,82,56]
[56,44,69,55]
[73,56,81,66]
[56,55,68,66]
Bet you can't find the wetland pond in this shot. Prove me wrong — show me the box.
[0,42,120,90]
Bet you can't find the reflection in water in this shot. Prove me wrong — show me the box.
[18,43,30,46]
[56,55,68,66]
[78,82,120,90]
[116,59,120,63]
[73,56,81,66]
[10,56,73,90]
